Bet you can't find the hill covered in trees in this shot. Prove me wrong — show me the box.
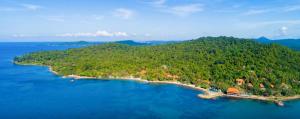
[14,37,300,97]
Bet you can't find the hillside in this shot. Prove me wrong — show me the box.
[14,37,300,97]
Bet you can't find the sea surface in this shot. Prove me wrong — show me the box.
[1,42,300,119]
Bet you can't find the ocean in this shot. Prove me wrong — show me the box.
[0,42,300,119]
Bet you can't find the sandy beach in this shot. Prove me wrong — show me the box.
[15,62,300,106]
[46,66,300,105]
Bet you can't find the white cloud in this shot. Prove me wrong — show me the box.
[113,8,134,19]
[95,31,114,37]
[279,26,288,36]
[153,0,166,5]
[145,1,203,17]
[237,20,300,29]
[114,32,129,37]
[257,20,300,26]
[0,3,42,12]
[57,30,129,37]
[242,5,300,16]
[243,9,272,15]
[167,4,203,17]
[150,0,166,7]
[284,5,300,12]
[21,4,42,11]
[12,34,30,38]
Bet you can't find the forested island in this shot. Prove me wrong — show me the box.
[14,36,300,103]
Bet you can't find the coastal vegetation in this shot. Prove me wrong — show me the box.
[14,36,300,97]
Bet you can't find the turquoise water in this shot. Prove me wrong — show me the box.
[1,42,300,119]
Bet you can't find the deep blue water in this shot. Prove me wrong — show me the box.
[1,42,300,119]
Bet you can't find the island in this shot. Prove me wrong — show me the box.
[14,36,300,106]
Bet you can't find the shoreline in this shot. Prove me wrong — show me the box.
[46,65,212,93]
[51,68,300,105]
[15,62,300,106]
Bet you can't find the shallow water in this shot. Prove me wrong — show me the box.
[0,42,300,119]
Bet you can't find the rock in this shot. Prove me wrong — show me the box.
[275,101,284,107]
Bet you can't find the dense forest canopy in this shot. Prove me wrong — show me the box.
[14,37,300,96]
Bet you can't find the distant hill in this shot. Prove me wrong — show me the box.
[46,41,102,47]
[45,40,176,47]
[115,40,149,46]
[115,40,178,46]
[256,37,300,50]
[256,37,272,43]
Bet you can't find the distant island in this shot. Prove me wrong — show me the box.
[46,41,102,47]
[14,36,300,105]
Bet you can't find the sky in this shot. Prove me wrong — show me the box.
[0,0,300,42]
